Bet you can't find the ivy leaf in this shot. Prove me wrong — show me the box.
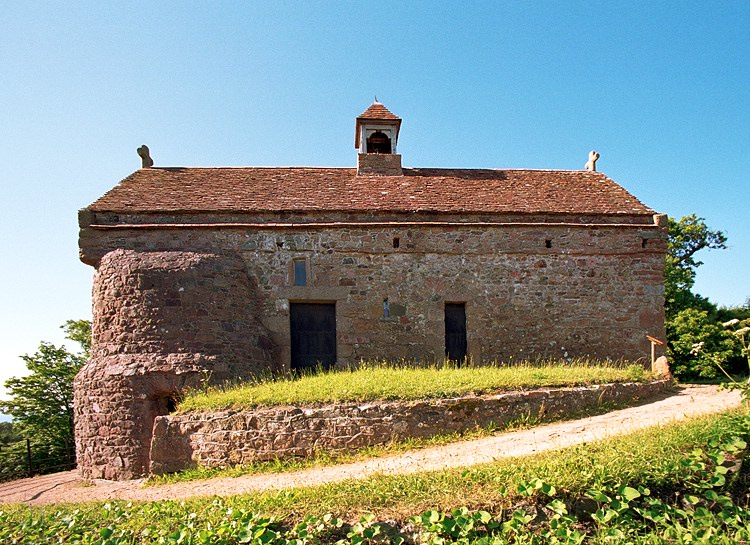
[541,482,557,496]
[620,486,641,501]
[586,490,611,503]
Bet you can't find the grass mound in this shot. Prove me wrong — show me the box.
[179,360,653,411]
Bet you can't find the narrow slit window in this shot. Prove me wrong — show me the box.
[393,237,400,249]
[545,239,552,248]
[383,298,390,318]
[642,238,648,248]
[293,259,307,286]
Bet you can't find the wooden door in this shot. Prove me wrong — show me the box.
[445,303,467,363]
[290,303,337,371]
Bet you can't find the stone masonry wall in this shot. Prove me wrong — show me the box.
[150,380,671,474]
[77,214,666,479]
[74,249,275,480]
[80,218,667,368]
[357,153,403,175]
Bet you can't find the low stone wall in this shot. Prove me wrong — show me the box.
[150,380,671,474]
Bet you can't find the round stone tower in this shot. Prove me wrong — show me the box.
[74,249,275,480]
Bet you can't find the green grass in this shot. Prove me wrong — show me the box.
[1,408,747,543]
[178,360,652,411]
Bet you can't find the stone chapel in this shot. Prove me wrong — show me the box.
[74,101,667,479]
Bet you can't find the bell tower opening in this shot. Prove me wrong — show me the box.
[366,131,392,154]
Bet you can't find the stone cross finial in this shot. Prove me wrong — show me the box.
[137,145,154,168]
[585,150,599,172]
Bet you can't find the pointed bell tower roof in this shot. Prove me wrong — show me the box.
[355,100,402,149]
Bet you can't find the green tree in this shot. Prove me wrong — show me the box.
[666,308,738,380]
[0,422,20,447]
[0,320,90,477]
[665,214,727,319]
[662,215,746,380]
[716,300,750,324]
[61,319,91,355]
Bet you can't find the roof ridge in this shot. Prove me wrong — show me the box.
[144,166,605,174]
[406,167,605,173]
[148,166,357,170]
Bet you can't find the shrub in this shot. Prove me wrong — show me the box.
[667,308,739,380]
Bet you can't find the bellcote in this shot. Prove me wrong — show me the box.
[355,100,403,176]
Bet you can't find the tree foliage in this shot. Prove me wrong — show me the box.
[0,422,20,447]
[61,319,91,355]
[666,308,739,380]
[662,215,750,380]
[665,214,727,319]
[0,320,90,478]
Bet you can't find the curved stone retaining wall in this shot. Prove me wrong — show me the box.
[150,380,671,475]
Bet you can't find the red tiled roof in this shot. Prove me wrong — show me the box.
[357,102,401,121]
[87,167,655,217]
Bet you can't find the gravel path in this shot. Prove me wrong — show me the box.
[0,385,742,506]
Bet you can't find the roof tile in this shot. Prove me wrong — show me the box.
[87,167,655,217]
[357,102,400,121]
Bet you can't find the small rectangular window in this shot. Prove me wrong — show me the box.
[293,260,307,286]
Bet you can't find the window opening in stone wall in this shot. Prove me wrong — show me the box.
[150,393,179,418]
[545,239,552,248]
[165,395,177,413]
[366,131,392,154]
[642,238,648,248]
[393,237,400,248]
[383,298,390,318]
[145,392,180,469]
[293,259,307,286]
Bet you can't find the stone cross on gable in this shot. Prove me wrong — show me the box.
[585,150,600,172]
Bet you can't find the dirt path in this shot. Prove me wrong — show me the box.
[0,385,742,506]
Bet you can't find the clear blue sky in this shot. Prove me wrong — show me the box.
[1,1,748,403]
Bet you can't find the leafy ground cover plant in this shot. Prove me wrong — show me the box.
[178,360,651,412]
[1,408,747,544]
